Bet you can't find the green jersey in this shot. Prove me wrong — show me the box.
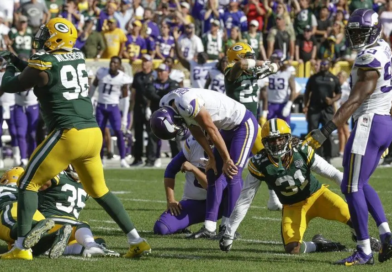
[0,185,18,210]
[28,49,97,132]
[8,27,33,56]
[242,32,263,59]
[225,64,260,117]
[38,171,88,220]
[248,145,321,205]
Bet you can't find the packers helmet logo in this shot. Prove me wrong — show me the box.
[232,45,243,51]
[54,22,69,33]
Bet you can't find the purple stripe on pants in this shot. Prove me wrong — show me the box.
[267,102,290,124]
[14,104,39,159]
[0,105,18,148]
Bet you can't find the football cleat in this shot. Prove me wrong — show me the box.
[214,225,241,240]
[219,234,234,252]
[120,159,130,168]
[351,234,381,252]
[267,200,282,211]
[0,247,33,260]
[312,234,347,252]
[48,224,72,259]
[82,244,120,258]
[123,239,151,258]
[186,226,216,239]
[23,219,55,248]
[334,247,374,266]
[379,233,392,263]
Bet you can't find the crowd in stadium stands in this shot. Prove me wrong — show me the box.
[0,0,391,167]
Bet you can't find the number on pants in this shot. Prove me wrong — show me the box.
[274,170,308,196]
[56,184,87,219]
[61,64,89,100]
[239,79,258,103]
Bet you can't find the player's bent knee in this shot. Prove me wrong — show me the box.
[154,220,171,235]
[285,242,301,254]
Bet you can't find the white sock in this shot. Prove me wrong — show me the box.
[357,239,372,255]
[205,220,216,232]
[221,216,228,227]
[75,227,96,248]
[268,190,280,202]
[302,241,317,253]
[12,146,20,160]
[379,222,391,235]
[0,148,3,160]
[127,228,142,244]
[15,237,26,249]
[63,243,83,255]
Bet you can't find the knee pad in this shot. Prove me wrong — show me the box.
[153,220,171,235]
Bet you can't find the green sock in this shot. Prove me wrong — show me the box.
[17,190,38,237]
[94,191,135,233]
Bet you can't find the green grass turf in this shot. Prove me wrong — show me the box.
[1,168,392,271]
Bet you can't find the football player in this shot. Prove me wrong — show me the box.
[204,57,228,94]
[219,119,381,255]
[303,9,392,265]
[89,56,132,168]
[150,88,258,238]
[0,18,150,260]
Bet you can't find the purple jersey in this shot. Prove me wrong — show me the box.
[220,10,248,35]
[145,36,156,54]
[97,11,120,32]
[145,21,160,39]
[156,36,175,58]
[126,34,147,59]
[60,11,81,25]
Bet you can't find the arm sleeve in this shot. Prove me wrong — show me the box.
[1,66,24,93]
[120,97,130,117]
[164,151,187,179]
[310,154,343,186]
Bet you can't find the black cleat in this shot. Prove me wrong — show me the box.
[219,234,234,252]
[186,226,216,239]
[214,225,240,240]
[379,234,392,263]
[48,225,72,259]
[312,234,347,252]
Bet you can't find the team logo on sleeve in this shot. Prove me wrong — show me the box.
[54,23,69,33]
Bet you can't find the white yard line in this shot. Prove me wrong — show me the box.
[112,191,131,195]
[64,256,98,261]
[92,226,152,233]
[252,216,281,221]
[237,239,282,245]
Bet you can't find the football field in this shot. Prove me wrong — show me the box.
[1,168,392,271]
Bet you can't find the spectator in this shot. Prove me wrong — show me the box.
[154,3,171,26]
[130,54,154,166]
[125,20,147,61]
[102,18,127,59]
[177,2,194,25]
[8,15,33,57]
[303,59,341,163]
[17,0,50,32]
[97,2,119,32]
[380,0,392,41]
[293,0,317,37]
[295,25,317,65]
[317,36,339,62]
[143,8,160,39]
[331,21,345,56]
[349,0,373,14]
[336,71,350,157]
[201,0,220,34]
[0,0,17,25]
[47,0,62,19]
[145,63,180,167]
[77,0,89,13]
[142,0,157,10]
[144,29,156,58]
[192,0,208,34]
[59,0,83,30]
[156,21,175,60]
[0,12,10,51]
[79,19,106,59]
[315,6,332,45]
[224,25,241,51]
[176,23,204,61]
[164,56,185,86]
[132,0,144,20]
[202,19,224,60]
[263,0,295,42]
[221,0,248,35]
[243,20,267,60]
[334,9,347,26]
[115,0,133,32]
[334,0,349,22]
[82,0,100,22]
[204,56,228,93]
[244,0,265,32]
[267,15,294,60]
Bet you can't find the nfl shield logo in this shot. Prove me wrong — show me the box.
[363,117,368,124]
[294,160,303,168]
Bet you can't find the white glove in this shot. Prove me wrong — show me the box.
[254,62,279,78]
[145,107,152,120]
[282,101,293,117]
[121,118,127,133]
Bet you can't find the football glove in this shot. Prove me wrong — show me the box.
[254,62,278,78]
[282,101,293,117]
[382,148,389,159]
[302,129,326,149]
[0,51,16,64]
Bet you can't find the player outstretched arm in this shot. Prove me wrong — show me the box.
[0,65,48,94]
[88,77,98,97]
[0,51,28,71]
[309,152,343,186]
[226,58,267,81]
[172,28,190,71]
[282,75,297,117]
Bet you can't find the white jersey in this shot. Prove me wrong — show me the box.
[96,68,133,104]
[181,137,207,200]
[15,88,37,106]
[207,67,225,94]
[178,34,204,61]
[0,72,15,106]
[190,61,217,89]
[160,88,246,130]
[267,66,295,104]
[350,39,392,120]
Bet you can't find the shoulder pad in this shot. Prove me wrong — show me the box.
[28,51,52,71]
[355,51,382,69]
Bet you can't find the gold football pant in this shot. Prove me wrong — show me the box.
[251,125,264,154]
[281,185,350,245]
[18,127,109,198]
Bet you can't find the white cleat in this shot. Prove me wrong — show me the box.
[121,159,130,168]
[154,158,162,167]
[82,244,120,258]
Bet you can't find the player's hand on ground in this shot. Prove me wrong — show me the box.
[223,159,238,179]
[167,200,182,216]
[205,156,218,175]
[181,161,194,173]
[302,129,325,149]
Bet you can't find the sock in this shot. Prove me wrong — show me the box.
[63,243,83,255]
[205,220,216,232]
[221,216,228,227]
[15,237,26,250]
[378,222,391,235]
[357,239,372,255]
[13,146,20,160]
[17,190,39,238]
[300,241,317,253]
[94,191,135,233]
[127,229,142,244]
[75,227,96,248]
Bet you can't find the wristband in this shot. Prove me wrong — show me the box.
[247,59,256,69]
[320,120,337,138]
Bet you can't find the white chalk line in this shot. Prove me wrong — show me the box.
[252,216,281,221]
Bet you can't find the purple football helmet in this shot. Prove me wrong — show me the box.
[346,9,382,51]
[270,49,285,64]
[150,106,187,140]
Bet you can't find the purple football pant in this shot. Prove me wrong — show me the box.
[205,110,258,222]
[0,105,18,148]
[267,102,290,124]
[341,114,392,240]
[96,103,126,159]
[14,104,39,159]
